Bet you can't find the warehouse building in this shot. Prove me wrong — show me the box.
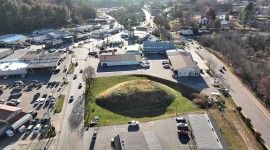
[100,54,141,67]
[143,41,176,53]
[113,131,164,150]
[166,50,200,77]
[0,34,27,47]
[189,114,227,150]
[0,49,14,59]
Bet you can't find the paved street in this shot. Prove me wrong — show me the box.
[189,41,270,148]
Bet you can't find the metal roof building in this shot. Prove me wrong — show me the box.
[189,114,224,150]
[114,131,164,150]
[100,54,141,67]
[0,34,27,44]
[143,41,176,53]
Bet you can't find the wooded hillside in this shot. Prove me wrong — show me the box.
[0,0,96,34]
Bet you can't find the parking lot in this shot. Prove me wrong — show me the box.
[83,116,195,150]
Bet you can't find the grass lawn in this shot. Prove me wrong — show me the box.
[67,63,75,74]
[55,95,65,113]
[85,75,200,126]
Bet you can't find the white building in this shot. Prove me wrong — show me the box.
[179,29,193,35]
[126,45,141,55]
[100,54,141,67]
[166,50,200,77]
[0,59,28,76]
[0,49,14,59]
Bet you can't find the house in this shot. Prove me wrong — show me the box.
[100,54,141,67]
[0,34,27,46]
[0,48,14,59]
[32,28,54,35]
[199,16,211,25]
[76,25,93,33]
[143,41,176,53]
[113,131,164,150]
[90,31,104,39]
[166,50,200,77]
[31,35,47,44]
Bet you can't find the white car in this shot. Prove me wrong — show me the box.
[50,98,56,105]
[10,99,21,104]
[33,124,41,134]
[35,99,40,105]
[38,98,45,105]
[0,99,5,104]
[128,120,139,126]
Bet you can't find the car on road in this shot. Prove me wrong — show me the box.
[35,99,40,105]
[88,52,97,56]
[80,68,83,73]
[29,111,38,118]
[128,120,139,127]
[219,69,224,73]
[163,64,171,69]
[78,82,82,89]
[69,94,74,103]
[33,124,41,134]
[33,93,40,100]
[176,123,189,135]
[48,93,53,99]
[73,74,77,80]
[75,62,78,66]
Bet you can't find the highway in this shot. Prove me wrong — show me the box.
[189,41,270,148]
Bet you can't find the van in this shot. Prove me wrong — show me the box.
[18,125,26,133]
[25,125,34,134]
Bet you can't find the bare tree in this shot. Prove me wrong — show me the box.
[83,66,95,83]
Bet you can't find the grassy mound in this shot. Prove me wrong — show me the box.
[96,80,175,115]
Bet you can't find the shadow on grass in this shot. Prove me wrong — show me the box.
[97,100,173,118]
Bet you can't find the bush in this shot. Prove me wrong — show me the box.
[193,98,208,109]
[236,106,242,112]
[245,117,251,126]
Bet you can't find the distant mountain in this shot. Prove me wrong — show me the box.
[0,0,96,34]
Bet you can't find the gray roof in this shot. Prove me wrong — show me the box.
[0,34,27,44]
[166,50,198,70]
[10,114,32,130]
[100,54,141,62]
[189,114,223,150]
[19,51,61,68]
[0,48,12,53]
[114,131,164,150]
[143,131,164,150]
[143,41,176,50]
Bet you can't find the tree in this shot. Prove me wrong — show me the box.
[225,13,230,21]
[83,66,96,85]
[153,15,165,28]
[258,75,270,105]
[205,7,216,20]
[242,2,254,29]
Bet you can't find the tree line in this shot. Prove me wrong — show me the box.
[0,0,96,34]
[198,32,270,106]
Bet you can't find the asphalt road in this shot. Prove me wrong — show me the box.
[57,49,86,150]
[190,41,270,148]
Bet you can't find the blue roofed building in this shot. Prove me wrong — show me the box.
[0,34,27,45]
[143,41,176,53]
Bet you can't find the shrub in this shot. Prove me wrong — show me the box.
[193,98,208,109]
[245,117,251,126]
[236,106,242,112]
[255,131,261,139]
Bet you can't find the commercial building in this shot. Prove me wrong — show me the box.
[0,34,27,46]
[143,41,176,53]
[0,59,28,76]
[125,45,141,55]
[113,131,164,150]
[189,114,227,150]
[0,49,14,59]
[166,50,200,77]
[100,54,141,67]
[0,105,25,138]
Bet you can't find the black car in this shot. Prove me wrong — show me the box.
[9,93,22,99]
[42,94,47,98]
[30,111,38,118]
[33,93,40,100]
[88,52,97,56]
[6,102,17,106]
[75,62,78,66]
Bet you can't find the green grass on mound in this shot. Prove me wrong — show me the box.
[85,75,200,125]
